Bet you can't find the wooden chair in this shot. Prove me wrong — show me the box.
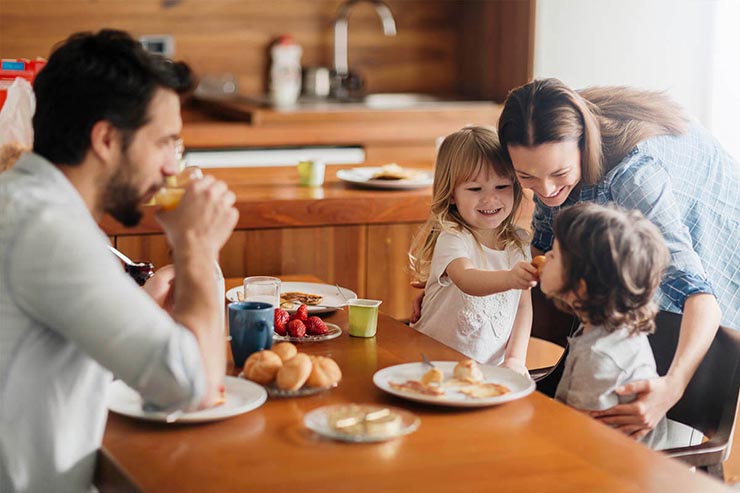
[528,285,576,395]
[649,311,740,478]
[529,300,740,479]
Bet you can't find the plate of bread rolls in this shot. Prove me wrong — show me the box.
[240,342,342,397]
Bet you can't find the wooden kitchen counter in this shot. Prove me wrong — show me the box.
[101,164,433,236]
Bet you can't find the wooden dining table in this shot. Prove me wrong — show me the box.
[99,276,731,492]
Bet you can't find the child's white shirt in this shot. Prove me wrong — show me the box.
[411,228,530,364]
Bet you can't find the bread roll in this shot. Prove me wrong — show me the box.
[276,353,312,391]
[531,255,547,275]
[306,356,342,388]
[272,342,298,362]
[453,359,484,384]
[244,350,283,384]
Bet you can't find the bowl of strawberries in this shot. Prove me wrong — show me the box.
[273,303,343,342]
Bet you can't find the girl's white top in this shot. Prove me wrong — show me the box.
[412,228,530,364]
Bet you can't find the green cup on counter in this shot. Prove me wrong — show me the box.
[347,299,383,338]
[297,159,326,187]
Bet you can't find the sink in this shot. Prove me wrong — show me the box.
[362,93,439,109]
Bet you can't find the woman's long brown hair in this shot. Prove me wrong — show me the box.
[498,78,688,185]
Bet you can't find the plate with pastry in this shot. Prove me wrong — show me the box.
[226,282,357,315]
[239,345,343,398]
[372,359,535,407]
[107,376,267,423]
[304,403,420,443]
[336,164,433,190]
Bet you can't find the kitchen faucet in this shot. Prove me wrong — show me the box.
[332,0,397,99]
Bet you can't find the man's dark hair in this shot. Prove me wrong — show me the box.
[32,29,195,165]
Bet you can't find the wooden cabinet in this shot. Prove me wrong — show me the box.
[113,222,422,321]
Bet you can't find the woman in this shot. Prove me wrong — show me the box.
[497,77,739,439]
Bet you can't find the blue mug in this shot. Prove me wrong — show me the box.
[228,301,274,368]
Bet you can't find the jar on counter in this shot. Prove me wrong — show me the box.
[270,35,302,107]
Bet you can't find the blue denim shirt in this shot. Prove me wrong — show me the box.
[532,123,740,328]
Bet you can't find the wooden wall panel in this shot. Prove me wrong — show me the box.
[115,234,172,270]
[365,222,424,321]
[221,225,366,296]
[457,0,534,101]
[1,0,464,97]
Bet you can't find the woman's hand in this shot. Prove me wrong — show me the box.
[142,264,176,313]
[588,375,682,438]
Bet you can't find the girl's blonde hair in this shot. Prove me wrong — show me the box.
[498,78,688,185]
[409,126,525,283]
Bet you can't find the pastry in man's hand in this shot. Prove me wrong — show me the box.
[244,350,283,384]
[276,353,312,391]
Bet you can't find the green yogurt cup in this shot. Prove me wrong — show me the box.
[347,299,383,337]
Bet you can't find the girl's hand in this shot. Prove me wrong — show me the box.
[409,281,426,323]
[509,261,539,290]
[501,357,529,377]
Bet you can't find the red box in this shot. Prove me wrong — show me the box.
[0,59,46,111]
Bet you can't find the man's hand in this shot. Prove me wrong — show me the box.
[409,281,425,323]
[589,375,683,439]
[156,175,238,259]
[142,264,175,313]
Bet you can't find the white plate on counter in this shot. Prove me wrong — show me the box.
[337,167,433,190]
[372,362,535,408]
[226,282,356,315]
[107,376,267,423]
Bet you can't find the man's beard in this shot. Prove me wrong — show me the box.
[101,153,146,227]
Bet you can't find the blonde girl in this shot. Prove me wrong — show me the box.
[409,126,538,372]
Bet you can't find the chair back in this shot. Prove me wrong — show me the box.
[650,311,740,473]
[650,311,740,439]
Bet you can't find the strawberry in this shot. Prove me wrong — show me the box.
[274,308,290,336]
[305,316,328,335]
[287,319,306,338]
[290,304,309,322]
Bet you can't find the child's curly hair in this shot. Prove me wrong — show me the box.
[552,203,669,334]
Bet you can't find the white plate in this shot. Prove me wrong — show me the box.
[304,404,420,443]
[336,167,433,190]
[225,282,357,315]
[274,322,343,343]
[372,362,535,408]
[107,376,267,423]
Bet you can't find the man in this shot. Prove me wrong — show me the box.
[0,30,238,492]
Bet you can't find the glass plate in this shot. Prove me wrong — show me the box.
[237,373,338,398]
[273,322,342,343]
[304,403,420,443]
